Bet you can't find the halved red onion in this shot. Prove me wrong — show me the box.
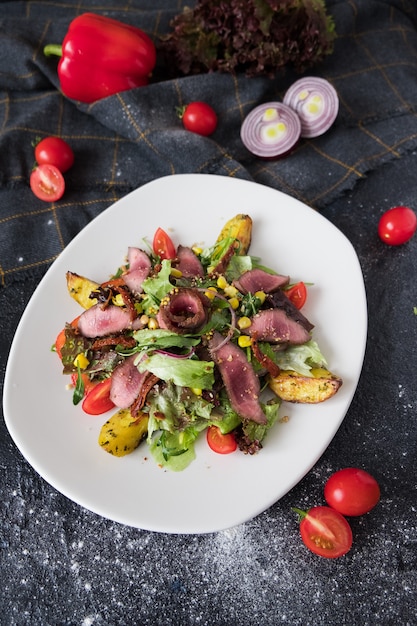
[240,102,301,158]
[283,77,339,139]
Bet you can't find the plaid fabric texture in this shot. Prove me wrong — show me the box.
[1,0,417,286]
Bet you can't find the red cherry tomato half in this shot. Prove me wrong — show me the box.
[294,506,353,559]
[82,377,115,415]
[30,164,65,202]
[285,281,307,309]
[207,426,237,454]
[324,467,380,517]
[34,136,74,173]
[378,206,417,245]
[54,316,80,360]
[152,227,176,260]
[181,102,218,136]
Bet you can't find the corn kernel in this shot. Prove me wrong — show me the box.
[216,275,228,290]
[191,387,202,396]
[140,314,149,326]
[148,318,159,330]
[73,353,90,369]
[192,246,203,256]
[237,316,252,330]
[112,294,125,306]
[238,335,252,348]
[224,285,238,298]
[228,297,240,310]
[170,268,183,278]
[255,290,266,304]
[205,286,218,300]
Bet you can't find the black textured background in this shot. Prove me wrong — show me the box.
[1,1,417,624]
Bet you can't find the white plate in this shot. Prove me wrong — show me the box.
[3,174,367,534]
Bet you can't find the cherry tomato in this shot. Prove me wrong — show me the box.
[181,102,218,136]
[286,281,307,309]
[152,227,176,260]
[206,426,237,454]
[30,164,65,202]
[294,506,353,559]
[378,206,417,245]
[324,468,380,516]
[34,136,74,173]
[82,377,115,415]
[54,316,80,360]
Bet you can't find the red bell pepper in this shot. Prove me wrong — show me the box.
[44,13,156,103]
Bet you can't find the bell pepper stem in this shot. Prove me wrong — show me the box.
[44,44,63,58]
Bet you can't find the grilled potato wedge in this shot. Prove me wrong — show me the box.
[99,408,149,457]
[66,271,99,309]
[269,368,342,403]
[216,214,252,255]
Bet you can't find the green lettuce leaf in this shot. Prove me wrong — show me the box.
[133,328,200,350]
[138,353,215,389]
[273,339,328,376]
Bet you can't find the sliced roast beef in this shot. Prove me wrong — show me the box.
[157,287,210,334]
[110,354,144,408]
[233,268,289,294]
[175,245,205,279]
[78,303,137,338]
[122,247,152,295]
[244,308,311,344]
[267,290,314,332]
[208,331,267,424]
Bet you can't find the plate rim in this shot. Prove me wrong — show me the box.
[3,173,367,534]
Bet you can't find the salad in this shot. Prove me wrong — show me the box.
[54,214,342,471]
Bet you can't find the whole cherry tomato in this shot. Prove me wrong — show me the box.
[30,164,65,202]
[180,102,218,136]
[324,468,380,516]
[378,206,416,245]
[293,506,353,559]
[34,136,74,173]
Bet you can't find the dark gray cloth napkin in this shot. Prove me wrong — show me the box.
[1,0,417,287]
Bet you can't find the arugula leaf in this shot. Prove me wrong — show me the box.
[72,364,85,405]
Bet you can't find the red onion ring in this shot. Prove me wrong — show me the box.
[197,288,237,352]
[283,77,339,139]
[240,102,301,158]
[154,347,196,359]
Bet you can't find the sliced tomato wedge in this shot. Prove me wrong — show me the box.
[82,377,115,415]
[30,163,65,202]
[152,227,176,260]
[286,281,307,309]
[54,316,80,360]
[207,426,237,454]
